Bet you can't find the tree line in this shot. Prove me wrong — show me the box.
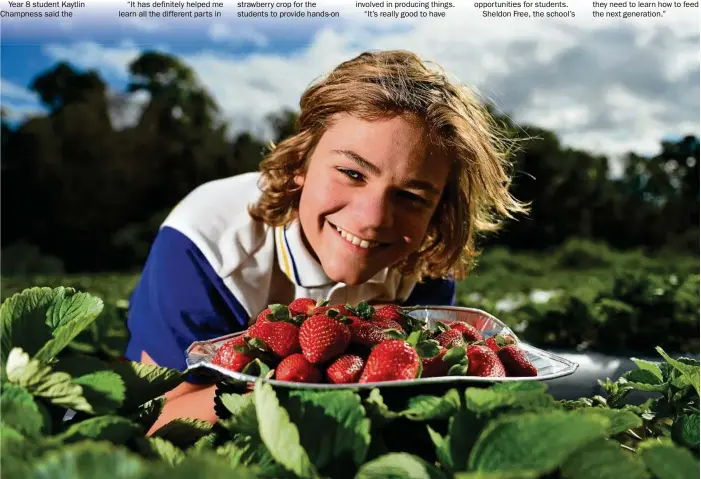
[1,51,698,274]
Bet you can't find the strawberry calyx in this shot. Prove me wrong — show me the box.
[434,321,451,334]
[315,298,330,308]
[246,336,271,353]
[441,345,469,376]
[382,328,407,340]
[240,358,273,378]
[403,330,444,378]
[322,308,355,325]
[264,304,292,322]
[346,301,375,321]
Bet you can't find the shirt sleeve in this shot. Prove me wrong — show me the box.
[124,226,250,372]
[402,275,456,307]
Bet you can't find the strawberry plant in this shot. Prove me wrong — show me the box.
[2,285,699,478]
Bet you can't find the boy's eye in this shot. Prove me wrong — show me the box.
[339,168,364,181]
[399,191,431,207]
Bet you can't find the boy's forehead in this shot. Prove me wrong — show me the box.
[318,114,434,161]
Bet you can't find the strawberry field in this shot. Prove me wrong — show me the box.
[2,268,699,478]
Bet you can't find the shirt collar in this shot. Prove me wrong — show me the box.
[274,220,390,288]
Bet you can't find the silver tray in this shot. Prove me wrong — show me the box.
[185,306,579,389]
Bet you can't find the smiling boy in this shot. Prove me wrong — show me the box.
[125,50,527,432]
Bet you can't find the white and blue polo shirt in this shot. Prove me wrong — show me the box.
[125,172,456,371]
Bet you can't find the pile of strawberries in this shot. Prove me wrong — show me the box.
[211,298,538,384]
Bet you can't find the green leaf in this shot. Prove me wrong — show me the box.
[284,389,372,468]
[637,438,700,479]
[31,442,146,479]
[427,426,453,471]
[217,392,258,435]
[109,360,183,412]
[214,435,289,477]
[254,380,318,478]
[57,416,141,444]
[364,388,401,425]
[74,371,126,414]
[561,439,651,479]
[151,418,213,449]
[0,383,44,437]
[449,409,480,471]
[672,413,700,448]
[155,452,262,479]
[491,381,547,393]
[467,411,609,476]
[355,452,446,479]
[400,389,461,421]
[464,387,557,415]
[631,358,664,382]
[189,432,218,454]
[456,472,534,479]
[143,436,186,466]
[656,347,700,396]
[130,396,166,431]
[0,287,55,364]
[4,347,92,413]
[241,358,271,377]
[623,369,665,388]
[576,408,643,436]
[37,290,104,362]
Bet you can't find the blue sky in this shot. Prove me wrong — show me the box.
[1,6,698,167]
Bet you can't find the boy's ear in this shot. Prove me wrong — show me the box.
[293,174,305,187]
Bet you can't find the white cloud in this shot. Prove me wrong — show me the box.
[36,9,699,169]
[42,40,144,79]
[208,23,268,47]
[1,79,38,103]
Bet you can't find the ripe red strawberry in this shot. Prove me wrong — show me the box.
[252,307,271,326]
[212,335,254,372]
[421,347,449,378]
[359,340,420,383]
[498,344,538,377]
[250,304,289,326]
[466,344,506,377]
[435,329,466,349]
[350,320,388,347]
[372,304,406,329]
[485,337,500,352]
[248,321,300,358]
[373,317,404,332]
[288,297,317,317]
[326,354,365,384]
[299,314,352,363]
[450,322,484,342]
[276,353,321,383]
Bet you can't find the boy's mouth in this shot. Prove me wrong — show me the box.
[327,221,389,250]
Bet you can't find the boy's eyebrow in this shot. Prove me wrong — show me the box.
[333,149,442,196]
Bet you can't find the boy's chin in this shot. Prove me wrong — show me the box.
[322,262,381,286]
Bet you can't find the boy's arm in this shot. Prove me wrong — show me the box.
[125,226,253,434]
[140,350,218,436]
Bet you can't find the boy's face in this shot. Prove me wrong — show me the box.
[295,113,451,285]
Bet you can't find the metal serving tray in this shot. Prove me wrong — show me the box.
[185,306,579,389]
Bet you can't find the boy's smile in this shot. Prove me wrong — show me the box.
[294,113,451,285]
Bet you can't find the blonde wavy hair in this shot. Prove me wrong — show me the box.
[249,50,528,282]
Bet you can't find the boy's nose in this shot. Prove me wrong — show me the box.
[352,190,394,231]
